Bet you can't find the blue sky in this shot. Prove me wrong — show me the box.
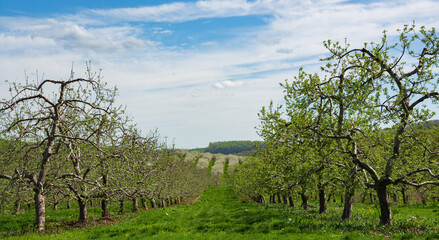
[1,0,439,148]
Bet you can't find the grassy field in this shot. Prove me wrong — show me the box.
[2,186,439,239]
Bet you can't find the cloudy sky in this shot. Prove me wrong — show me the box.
[1,0,438,148]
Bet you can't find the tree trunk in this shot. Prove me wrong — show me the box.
[67,200,71,209]
[101,198,109,217]
[282,195,288,205]
[401,187,407,204]
[341,189,354,219]
[34,190,45,231]
[259,195,266,204]
[370,192,374,203]
[53,200,58,211]
[132,198,139,212]
[119,199,124,213]
[318,187,327,214]
[376,183,392,225]
[101,172,109,217]
[300,193,309,210]
[288,196,295,207]
[269,195,275,204]
[78,199,87,222]
[150,198,156,209]
[14,200,21,214]
[141,198,149,210]
[276,194,281,204]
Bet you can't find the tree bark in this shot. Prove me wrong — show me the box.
[67,200,71,209]
[341,189,354,219]
[282,195,288,205]
[132,198,139,212]
[401,187,407,204]
[119,199,124,213]
[276,194,281,204]
[318,187,327,214]
[14,200,21,214]
[34,190,45,231]
[141,198,149,210]
[150,198,156,209]
[376,183,392,225]
[78,199,87,222]
[101,198,109,217]
[300,192,309,210]
[288,196,295,207]
[269,195,275,204]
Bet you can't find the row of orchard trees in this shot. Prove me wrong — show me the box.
[0,65,209,231]
[230,24,439,225]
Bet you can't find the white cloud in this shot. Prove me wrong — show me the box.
[214,80,244,89]
[153,28,173,35]
[0,18,154,55]
[87,0,265,23]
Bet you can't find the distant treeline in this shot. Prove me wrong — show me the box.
[418,119,439,129]
[204,141,264,155]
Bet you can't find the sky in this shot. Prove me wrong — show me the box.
[1,0,439,149]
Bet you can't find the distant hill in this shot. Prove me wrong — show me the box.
[188,141,264,155]
[201,141,264,155]
[417,119,439,129]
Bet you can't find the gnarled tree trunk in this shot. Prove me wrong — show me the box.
[34,190,45,231]
[78,198,88,222]
[341,189,354,219]
[376,182,392,225]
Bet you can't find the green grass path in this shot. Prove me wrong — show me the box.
[7,186,439,239]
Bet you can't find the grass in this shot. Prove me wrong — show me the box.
[207,157,216,173]
[0,200,142,238]
[2,187,439,239]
